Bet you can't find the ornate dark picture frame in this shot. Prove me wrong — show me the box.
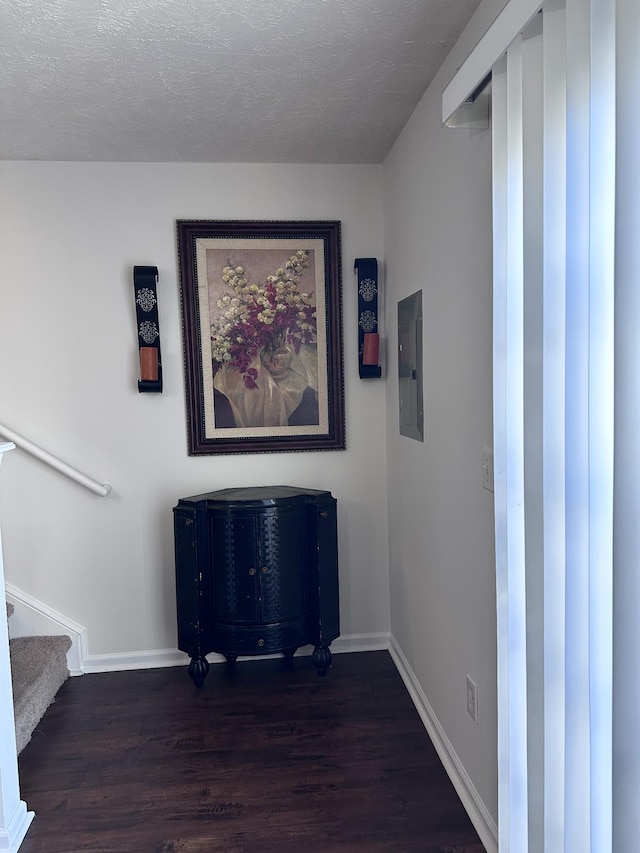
[176,220,345,455]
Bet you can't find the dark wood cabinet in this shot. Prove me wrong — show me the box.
[173,486,340,687]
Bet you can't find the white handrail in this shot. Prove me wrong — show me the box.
[0,423,112,497]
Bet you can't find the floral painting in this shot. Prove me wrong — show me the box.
[177,220,344,455]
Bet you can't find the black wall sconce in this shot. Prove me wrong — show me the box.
[133,265,162,393]
[354,257,382,379]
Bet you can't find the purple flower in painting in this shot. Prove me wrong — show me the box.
[210,250,317,389]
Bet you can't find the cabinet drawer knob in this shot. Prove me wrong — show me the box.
[185,518,194,526]
[261,566,269,574]
[257,638,265,647]
[248,568,256,576]
[320,510,329,518]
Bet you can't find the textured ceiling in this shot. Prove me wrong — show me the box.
[0,0,481,163]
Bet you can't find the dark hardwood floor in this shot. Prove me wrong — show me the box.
[17,651,486,853]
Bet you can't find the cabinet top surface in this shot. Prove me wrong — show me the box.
[175,485,333,507]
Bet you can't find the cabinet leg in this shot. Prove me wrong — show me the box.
[312,645,332,676]
[225,654,237,667]
[283,647,298,660]
[188,656,209,688]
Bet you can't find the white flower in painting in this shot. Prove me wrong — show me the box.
[210,249,315,386]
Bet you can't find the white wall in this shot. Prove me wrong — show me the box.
[0,162,388,659]
[0,0,505,836]
[382,0,506,831]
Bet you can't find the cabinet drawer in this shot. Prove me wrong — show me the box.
[211,617,307,655]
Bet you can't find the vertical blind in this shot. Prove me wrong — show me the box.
[613,4,640,852]
[444,0,640,848]
[492,1,616,850]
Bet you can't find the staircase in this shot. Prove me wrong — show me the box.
[6,602,71,753]
[0,431,107,761]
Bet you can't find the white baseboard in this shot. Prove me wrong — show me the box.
[331,632,390,654]
[389,635,498,853]
[5,583,87,676]
[81,632,391,674]
[81,648,191,673]
[1,799,33,853]
[3,585,390,676]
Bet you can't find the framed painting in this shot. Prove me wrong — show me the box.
[176,220,345,455]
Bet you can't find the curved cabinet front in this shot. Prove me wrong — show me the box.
[174,486,339,687]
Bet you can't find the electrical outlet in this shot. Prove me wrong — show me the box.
[466,675,479,724]
[482,447,494,493]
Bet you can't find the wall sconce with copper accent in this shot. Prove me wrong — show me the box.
[354,257,382,379]
[133,266,162,393]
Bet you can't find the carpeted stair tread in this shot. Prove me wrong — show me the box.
[10,634,72,753]
[6,601,14,620]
